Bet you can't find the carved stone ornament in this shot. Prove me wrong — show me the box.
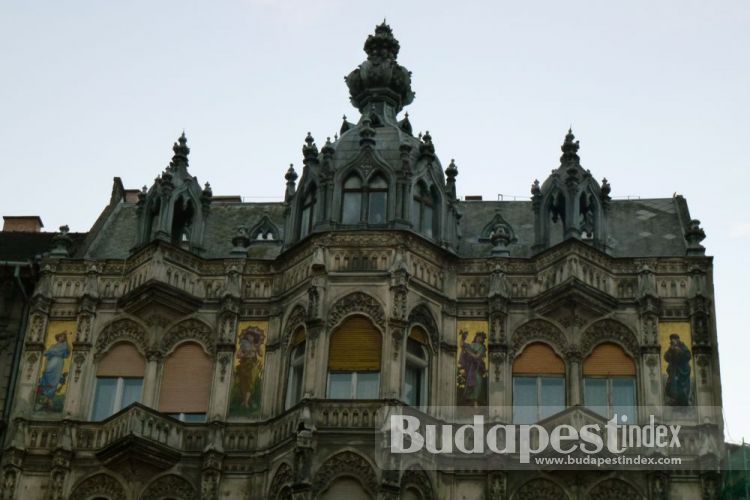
[580,318,639,358]
[75,314,92,344]
[94,318,148,359]
[400,465,434,499]
[161,318,214,355]
[513,478,566,500]
[587,478,641,500]
[25,351,39,380]
[511,319,567,357]
[283,304,307,347]
[69,473,127,500]
[326,292,386,333]
[141,474,199,500]
[27,313,45,344]
[312,451,378,495]
[1,468,18,500]
[486,471,506,500]
[268,463,293,500]
[407,303,439,350]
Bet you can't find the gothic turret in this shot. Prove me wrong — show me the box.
[282,22,462,251]
[134,132,212,254]
[532,129,610,253]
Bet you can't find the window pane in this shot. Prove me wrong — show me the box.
[355,372,379,399]
[406,338,426,359]
[584,378,609,418]
[182,413,207,423]
[612,378,636,424]
[344,176,362,189]
[412,198,421,227]
[368,191,387,224]
[287,364,304,409]
[328,372,353,398]
[404,365,419,406]
[369,176,387,189]
[513,377,537,424]
[423,205,434,237]
[120,378,143,409]
[540,377,565,420]
[92,378,117,421]
[342,192,362,224]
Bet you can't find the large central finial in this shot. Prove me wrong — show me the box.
[345,22,415,117]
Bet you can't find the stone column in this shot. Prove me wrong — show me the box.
[141,351,161,408]
[566,348,582,407]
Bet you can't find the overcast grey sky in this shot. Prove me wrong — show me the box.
[1,1,748,442]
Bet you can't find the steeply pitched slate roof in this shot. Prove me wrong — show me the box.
[0,232,87,262]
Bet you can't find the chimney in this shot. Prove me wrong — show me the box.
[3,216,44,233]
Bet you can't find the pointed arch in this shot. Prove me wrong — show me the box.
[268,462,294,500]
[512,477,568,500]
[94,317,149,360]
[69,473,127,500]
[580,318,639,358]
[511,319,567,358]
[282,303,308,348]
[140,473,198,500]
[249,214,281,242]
[407,303,439,351]
[326,292,386,333]
[400,464,435,500]
[161,317,215,356]
[586,477,643,499]
[312,450,378,497]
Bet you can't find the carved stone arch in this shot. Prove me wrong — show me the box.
[511,319,567,359]
[140,473,198,500]
[586,477,643,499]
[69,473,127,500]
[312,450,378,497]
[94,317,149,360]
[400,464,435,500]
[161,317,215,356]
[326,292,386,333]
[267,462,294,500]
[282,304,308,348]
[580,318,639,358]
[407,303,439,351]
[512,477,568,500]
[335,147,395,187]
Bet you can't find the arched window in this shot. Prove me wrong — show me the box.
[342,174,363,224]
[327,315,381,399]
[91,342,145,421]
[512,342,565,423]
[412,183,435,237]
[159,342,213,422]
[404,327,429,408]
[285,327,306,409]
[583,343,636,423]
[171,197,195,247]
[367,175,388,224]
[300,190,315,239]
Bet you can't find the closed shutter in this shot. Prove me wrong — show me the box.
[328,316,381,372]
[159,342,214,413]
[409,326,429,346]
[97,343,145,377]
[583,343,635,376]
[291,326,306,348]
[513,342,565,375]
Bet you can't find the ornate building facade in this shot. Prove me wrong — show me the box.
[0,23,724,500]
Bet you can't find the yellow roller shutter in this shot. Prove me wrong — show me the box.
[291,326,306,347]
[409,326,429,345]
[97,343,146,378]
[159,342,214,413]
[328,315,382,372]
[583,343,635,376]
[513,342,565,375]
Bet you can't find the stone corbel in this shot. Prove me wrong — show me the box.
[201,449,224,500]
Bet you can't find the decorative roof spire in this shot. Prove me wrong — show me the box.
[302,132,319,161]
[345,22,415,114]
[284,164,298,202]
[419,130,435,158]
[359,114,376,148]
[445,159,458,200]
[560,128,580,166]
[171,131,190,170]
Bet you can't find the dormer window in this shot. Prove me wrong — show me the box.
[342,174,363,224]
[171,197,195,246]
[412,182,435,237]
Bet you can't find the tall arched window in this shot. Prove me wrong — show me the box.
[367,175,388,224]
[583,343,636,423]
[91,342,145,421]
[159,342,213,422]
[342,174,363,224]
[404,327,429,408]
[285,327,306,409]
[412,183,435,237]
[327,315,381,399]
[300,190,316,239]
[171,197,195,247]
[512,342,565,423]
